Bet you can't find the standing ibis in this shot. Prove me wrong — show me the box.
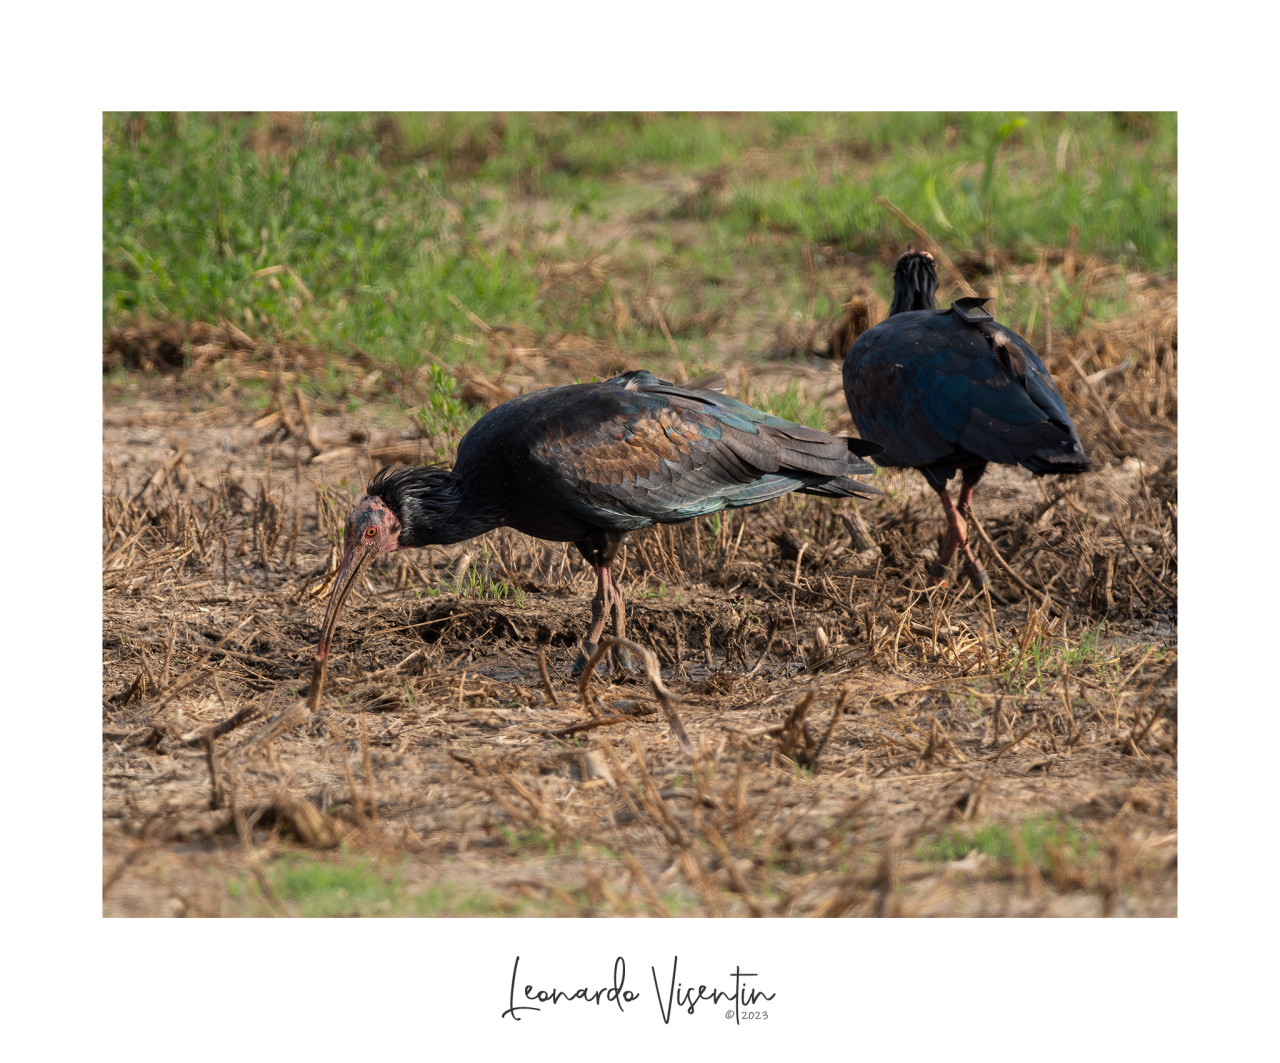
[319,370,881,672]
[842,250,1090,588]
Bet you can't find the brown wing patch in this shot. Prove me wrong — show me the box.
[626,408,697,463]
[540,407,703,489]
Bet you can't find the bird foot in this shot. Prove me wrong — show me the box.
[926,559,950,586]
[608,644,638,675]
[963,560,990,590]
[570,642,599,677]
[962,560,1012,603]
[570,642,637,679]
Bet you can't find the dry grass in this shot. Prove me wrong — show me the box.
[102,267,1175,917]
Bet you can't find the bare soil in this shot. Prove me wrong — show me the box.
[102,265,1176,917]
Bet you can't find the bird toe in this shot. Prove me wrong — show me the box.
[570,642,639,680]
[570,642,599,677]
[609,645,639,676]
[963,561,990,591]
[926,559,950,586]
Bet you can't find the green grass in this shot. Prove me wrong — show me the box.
[103,113,541,370]
[426,573,522,602]
[426,544,524,602]
[413,363,481,449]
[748,378,830,429]
[242,853,414,916]
[231,851,532,916]
[500,825,562,856]
[1061,623,1106,667]
[717,112,1175,266]
[918,814,1098,873]
[378,112,1175,271]
[104,111,1175,397]
[1004,635,1055,691]
[1002,623,1119,692]
[225,848,720,916]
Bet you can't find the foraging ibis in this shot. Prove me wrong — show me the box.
[319,370,881,671]
[842,250,1090,587]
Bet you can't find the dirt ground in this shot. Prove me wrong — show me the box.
[102,265,1176,917]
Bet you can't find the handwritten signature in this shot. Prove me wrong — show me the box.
[502,955,776,1024]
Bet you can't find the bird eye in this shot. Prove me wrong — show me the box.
[365,526,378,538]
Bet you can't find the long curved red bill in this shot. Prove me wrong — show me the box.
[316,545,374,659]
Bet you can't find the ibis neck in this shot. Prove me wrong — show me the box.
[395,472,506,548]
[889,255,938,315]
[890,281,936,315]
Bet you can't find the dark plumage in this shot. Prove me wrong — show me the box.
[842,250,1090,587]
[319,370,882,671]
